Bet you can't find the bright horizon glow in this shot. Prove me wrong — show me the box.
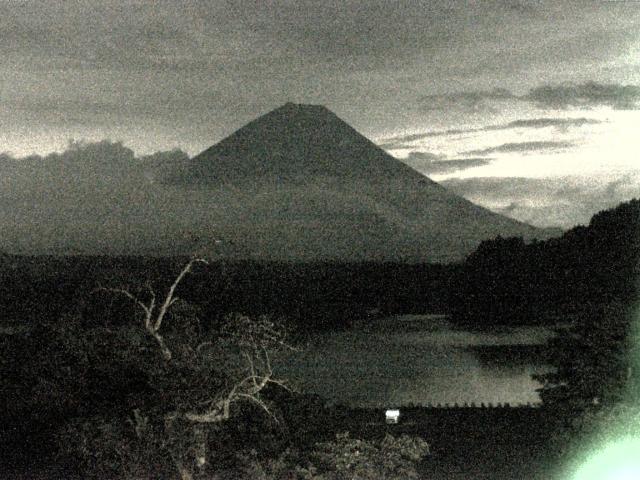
[572,438,640,480]
[388,107,640,181]
[569,303,640,480]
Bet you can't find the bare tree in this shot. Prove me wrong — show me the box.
[96,258,294,480]
[186,313,291,421]
[97,257,208,361]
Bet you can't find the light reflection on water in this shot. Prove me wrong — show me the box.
[277,315,555,407]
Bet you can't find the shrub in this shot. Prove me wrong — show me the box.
[237,432,430,480]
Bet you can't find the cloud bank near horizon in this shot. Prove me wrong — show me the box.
[1,139,638,234]
[0,141,210,255]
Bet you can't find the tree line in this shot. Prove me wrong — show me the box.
[1,200,637,332]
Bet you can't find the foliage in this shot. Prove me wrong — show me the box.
[533,301,640,474]
[237,432,430,480]
[0,314,92,420]
[57,413,173,480]
[308,432,429,480]
[534,302,633,408]
[49,259,296,479]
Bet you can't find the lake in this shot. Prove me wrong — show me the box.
[277,315,555,407]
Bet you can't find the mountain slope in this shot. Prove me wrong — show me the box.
[165,102,556,262]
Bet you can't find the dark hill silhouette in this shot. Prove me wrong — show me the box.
[451,198,640,324]
[167,103,557,262]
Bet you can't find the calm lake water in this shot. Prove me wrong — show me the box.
[277,315,555,408]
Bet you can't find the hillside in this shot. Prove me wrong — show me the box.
[450,198,640,324]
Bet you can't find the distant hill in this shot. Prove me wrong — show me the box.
[166,102,557,262]
[450,198,640,324]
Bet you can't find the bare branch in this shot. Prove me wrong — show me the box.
[97,258,208,361]
[236,393,278,422]
[242,352,259,388]
[94,287,151,317]
[227,375,254,401]
[151,330,172,361]
[184,398,230,424]
[145,283,157,329]
[265,377,292,392]
[153,258,208,332]
[184,410,226,424]
[95,287,169,357]
[249,374,271,395]
[195,341,214,353]
[261,346,273,376]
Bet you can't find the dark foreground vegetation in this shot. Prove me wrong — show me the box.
[1,199,638,478]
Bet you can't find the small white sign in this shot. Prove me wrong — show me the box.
[385,409,400,424]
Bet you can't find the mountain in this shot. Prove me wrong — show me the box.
[165,102,557,262]
[0,103,558,261]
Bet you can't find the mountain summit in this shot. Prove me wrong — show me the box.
[174,102,427,184]
[166,103,556,262]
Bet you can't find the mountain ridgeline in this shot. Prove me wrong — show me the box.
[165,102,555,262]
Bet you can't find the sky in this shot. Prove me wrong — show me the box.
[1,0,640,229]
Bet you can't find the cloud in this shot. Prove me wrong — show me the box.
[3,0,639,157]
[3,1,635,77]
[402,152,493,174]
[526,82,640,110]
[418,88,515,112]
[380,117,600,147]
[0,140,188,185]
[501,117,601,129]
[403,151,442,162]
[377,142,410,150]
[440,174,640,229]
[0,140,196,253]
[380,128,473,147]
[465,141,574,156]
[418,82,640,113]
[1,1,557,76]
[137,148,191,183]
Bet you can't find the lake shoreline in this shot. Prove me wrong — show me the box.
[278,314,556,408]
